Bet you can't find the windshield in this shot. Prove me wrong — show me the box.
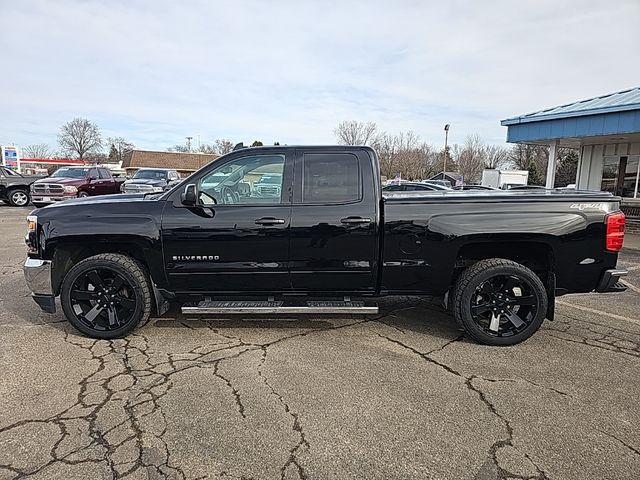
[133,170,168,180]
[51,168,90,178]
[202,174,230,187]
[1,167,20,176]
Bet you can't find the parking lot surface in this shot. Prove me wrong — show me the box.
[1,205,639,480]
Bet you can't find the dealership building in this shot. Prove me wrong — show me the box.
[501,86,640,231]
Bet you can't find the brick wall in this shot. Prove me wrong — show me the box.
[626,217,640,235]
[621,202,640,234]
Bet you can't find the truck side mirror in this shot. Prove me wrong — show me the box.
[181,184,197,206]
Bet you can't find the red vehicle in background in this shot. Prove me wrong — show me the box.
[31,166,124,207]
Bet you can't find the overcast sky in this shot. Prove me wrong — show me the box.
[2,0,639,153]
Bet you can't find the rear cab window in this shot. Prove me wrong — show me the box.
[301,153,361,204]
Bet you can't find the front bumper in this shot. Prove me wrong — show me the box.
[595,269,628,293]
[24,258,56,313]
[31,193,76,203]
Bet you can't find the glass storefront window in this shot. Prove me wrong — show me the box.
[601,156,619,194]
[601,156,640,198]
[623,156,639,198]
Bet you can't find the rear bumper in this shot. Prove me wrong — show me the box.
[24,258,56,313]
[595,269,628,293]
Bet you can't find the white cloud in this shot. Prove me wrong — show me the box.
[1,0,639,151]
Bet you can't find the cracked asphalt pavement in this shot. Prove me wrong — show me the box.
[1,205,639,480]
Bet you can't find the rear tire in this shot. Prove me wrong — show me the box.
[61,253,152,339]
[7,188,30,207]
[453,258,548,346]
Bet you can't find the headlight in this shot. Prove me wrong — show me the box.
[27,215,37,233]
[64,185,78,193]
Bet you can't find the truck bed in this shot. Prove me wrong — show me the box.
[382,189,621,295]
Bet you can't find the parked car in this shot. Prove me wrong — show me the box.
[24,145,627,346]
[453,184,496,191]
[31,166,125,207]
[504,185,547,191]
[383,181,448,192]
[424,179,452,188]
[121,168,181,194]
[0,166,44,206]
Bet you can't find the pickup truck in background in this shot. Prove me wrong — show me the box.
[30,166,125,207]
[121,168,181,194]
[0,166,44,206]
[24,145,627,345]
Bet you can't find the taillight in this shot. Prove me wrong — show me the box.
[605,212,625,252]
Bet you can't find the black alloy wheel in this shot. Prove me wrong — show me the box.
[69,268,136,331]
[61,253,152,338]
[471,274,539,337]
[453,258,548,346]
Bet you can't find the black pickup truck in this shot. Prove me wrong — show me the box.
[24,145,627,345]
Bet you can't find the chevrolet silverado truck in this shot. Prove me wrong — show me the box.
[31,166,124,207]
[0,166,44,206]
[23,145,628,345]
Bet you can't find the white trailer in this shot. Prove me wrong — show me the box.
[481,169,529,189]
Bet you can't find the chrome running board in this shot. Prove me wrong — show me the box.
[181,299,378,315]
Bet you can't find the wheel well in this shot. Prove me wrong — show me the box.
[455,241,553,278]
[51,241,148,295]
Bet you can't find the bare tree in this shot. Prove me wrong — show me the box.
[373,130,439,180]
[168,143,189,153]
[58,118,102,160]
[84,152,108,165]
[106,136,134,164]
[214,138,234,155]
[484,144,509,169]
[23,143,52,159]
[334,121,379,146]
[453,134,486,183]
[509,144,548,185]
[198,139,233,155]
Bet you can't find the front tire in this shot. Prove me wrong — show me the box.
[61,253,152,339]
[453,258,548,346]
[7,188,30,207]
[78,191,90,198]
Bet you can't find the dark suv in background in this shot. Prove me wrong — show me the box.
[0,166,44,207]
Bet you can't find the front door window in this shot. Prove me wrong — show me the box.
[199,154,286,205]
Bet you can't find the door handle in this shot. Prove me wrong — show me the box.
[340,216,371,224]
[255,217,286,225]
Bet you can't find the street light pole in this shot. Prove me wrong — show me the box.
[443,124,450,177]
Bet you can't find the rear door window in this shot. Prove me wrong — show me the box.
[98,168,111,179]
[302,153,360,203]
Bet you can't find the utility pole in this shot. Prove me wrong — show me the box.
[443,124,450,177]
[186,136,193,153]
